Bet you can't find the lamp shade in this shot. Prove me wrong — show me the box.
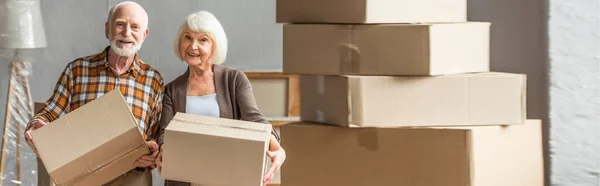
[0,0,47,49]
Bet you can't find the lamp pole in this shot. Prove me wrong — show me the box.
[0,50,33,186]
[0,0,47,185]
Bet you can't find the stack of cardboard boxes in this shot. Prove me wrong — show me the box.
[276,0,543,186]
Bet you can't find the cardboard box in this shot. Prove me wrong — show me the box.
[301,73,526,127]
[34,102,56,186]
[283,22,490,76]
[32,90,149,186]
[281,120,544,186]
[161,112,272,185]
[37,157,55,186]
[276,0,467,23]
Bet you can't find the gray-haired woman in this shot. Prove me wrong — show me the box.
[155,11,285,186]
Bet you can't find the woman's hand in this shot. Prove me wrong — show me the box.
[135,141,159,169]
[263,134,286,186]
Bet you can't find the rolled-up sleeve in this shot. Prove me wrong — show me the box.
[28,62,74,130]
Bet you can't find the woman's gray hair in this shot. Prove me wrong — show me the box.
[173,11,228,65]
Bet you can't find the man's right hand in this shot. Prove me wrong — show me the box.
[25,119,46,157]
[156,144,164,175]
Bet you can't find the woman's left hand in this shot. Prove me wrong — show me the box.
[263,135,286,186]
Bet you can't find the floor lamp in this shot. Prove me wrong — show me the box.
[0,0,47,185]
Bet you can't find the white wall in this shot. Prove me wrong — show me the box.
[548,0,600,185]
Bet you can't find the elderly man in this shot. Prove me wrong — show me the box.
[24,1,162,185]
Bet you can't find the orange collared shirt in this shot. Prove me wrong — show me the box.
[31,46,165,140]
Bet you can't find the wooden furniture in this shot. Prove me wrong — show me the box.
[244,71,300,117]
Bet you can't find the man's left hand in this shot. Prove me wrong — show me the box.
[135,140,159,168]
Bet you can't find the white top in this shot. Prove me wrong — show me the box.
[186,94,220,117]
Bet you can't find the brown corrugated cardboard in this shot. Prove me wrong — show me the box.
[37,157,54,186]
[31,90,149,186]
[161,112,272,185]
[281,120,544,186]
[34,102,55,186]
[283,22,490,76]
[276,0,467,23]
[301,73,526,127]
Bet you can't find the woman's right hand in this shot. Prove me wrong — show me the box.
[156,144,164,175]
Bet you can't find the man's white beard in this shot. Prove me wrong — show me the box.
[110,34,142,57]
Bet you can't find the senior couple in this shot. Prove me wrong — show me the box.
[23,1,285,186]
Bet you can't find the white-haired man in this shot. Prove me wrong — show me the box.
[24,1,162,185]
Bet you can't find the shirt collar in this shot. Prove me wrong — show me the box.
[100,46,140,77]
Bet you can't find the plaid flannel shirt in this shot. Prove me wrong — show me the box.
[29,46,165,141]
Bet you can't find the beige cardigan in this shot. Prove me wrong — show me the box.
[156,64,279,186]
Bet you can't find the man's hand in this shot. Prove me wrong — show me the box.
[24,120,46,157]
[155,144,164,175]
[135,140,159,169]
[263,134,286,186]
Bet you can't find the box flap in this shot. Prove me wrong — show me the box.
[69,140,149,186]
[166,112,271,141]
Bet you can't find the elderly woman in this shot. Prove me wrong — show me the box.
[155,11,285,186]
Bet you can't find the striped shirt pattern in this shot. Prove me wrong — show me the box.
[30,46,164,140]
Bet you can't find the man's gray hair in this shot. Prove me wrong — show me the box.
[106,1,148,28]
